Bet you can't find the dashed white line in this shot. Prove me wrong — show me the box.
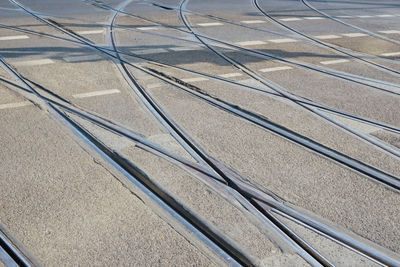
[240,20,265,24]
[169,46,200,51]
[63,55,102,62]
[279,17,302,22]
[341,33,368,37]
[235,40,267,46]
[134,48,168,55]
[314,35,342,40]
[77,30,104,35]
[14,59,54,66]
[322,112,380,135]
[336,15,352,18]
[146,83,163,89]
[320,59,350,65]
[73,89,120,99]
[182,77,209,82]
[379,30,400,34]
[357,15,373,18]
[381,51,400,56]
[376,14,394,18]
[304,17,324,20]
[0,35,29,41]
[268,38,297,43]
[137,26,160,31]
[197,22,223,27]
[238,79,275,93]
[218,72,242,78]
[259,66,293,72]
[0,101,32,110]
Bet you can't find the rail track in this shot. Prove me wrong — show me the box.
[253,0,400,76]
[1,0,400,266]
[0,226,36,267]
[144,0,400,77]
[86,0,400,95]
[2,21,400,136]
[301,0,400,46]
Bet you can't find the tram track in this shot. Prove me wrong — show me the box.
[301,0,400,46]
[0,1,347,265]
[145,0,400,75]
[143,65,400,191]
[0,226,35,267]
[0,54,255,266]
[3,0,400,264]
[252,0,400,77]
[1,21,400,136]
[99,1,400,264]
[2,63,399,266]
[3,0,397,195]
[85,0,400,95]
[77,0,400,159]
[177,0,400,159]
[108,4,334,264]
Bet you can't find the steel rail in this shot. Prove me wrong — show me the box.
[301,0,400,46]
[0,54,248,267]
[1,22,399,136]
[176,0,400,159]
[252,0,400,77]
[107,1,329,265]
[3,1,400,266]
[0,229,33,267]
[146,0,400,74]
[85,0,400,94]
[143,66,400,191]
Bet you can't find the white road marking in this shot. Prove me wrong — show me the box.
[314,35,342,40]
[320,59,350,65]
[279,17,302,21]
[238,79,275,93]
[336,15,352,18]
[381,51,400,56]
[304,17,324,20]
[73,89,120,99]
[268,38,297,43]
[137,26,160,31]
[77,30,104,35]
[0,101,32,110]
[182,77,208,82]
[14,59,54,66]
[148,134,183,153]
[146,83,163,89]
[259,66,293,72]
[322,112,380,135]
[134,48,168,55]
[357,15,373,18]
[63,54,102,62]
[218,72,242,78]
[235,40,266,46]
[351,78,400,94]
[376,14,394,18]
[341,33,367,37]
[379,30,400,34]
[240,20,265,24]
[0,35,29,41]
[169,46,200,51]
[197,22,223,27]
[214,43,234,50]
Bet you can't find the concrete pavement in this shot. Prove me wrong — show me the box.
[1,0,399,265]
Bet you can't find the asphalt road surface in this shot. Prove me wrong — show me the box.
[0,0,400,266]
